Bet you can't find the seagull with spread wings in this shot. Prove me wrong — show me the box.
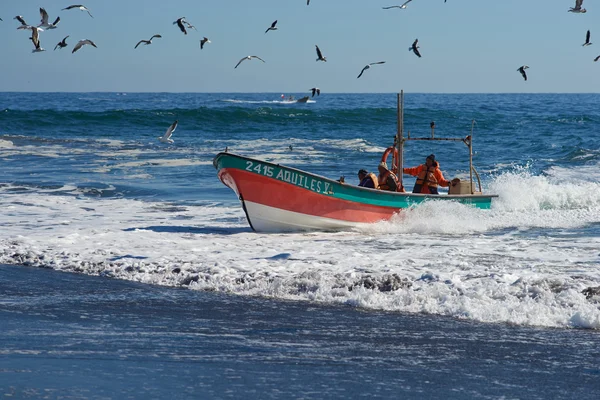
[173,17,188,35]
[265,20,278,34]
[15,15,35,30]
[159,120,178,144]
[583,30,592,46]
[235,55,266,69]
[517,65,529,81]
[30,26,45,53]
[54,36,69,50]
[383,1,413,9]
[315,45,326,62]
[38,8,60,30]
[72,39,97,54]
[569,0,587,13]
[310,88,320,97]
[135,34,162,49]
[62,5,93,18]
[200,37,211,49]
[357,61,386,78]
[409,39,421,57]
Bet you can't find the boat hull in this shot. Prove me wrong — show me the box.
[214,153,497,233]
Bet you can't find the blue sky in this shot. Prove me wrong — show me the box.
[1,0,599,93]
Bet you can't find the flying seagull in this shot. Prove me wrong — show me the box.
[517,65,529,81]
[307,0,310,5]
[357,61,386,79]
[62,5,93,18]
[173,17,187,35]
[310,87,320,97]
[315,45,326,62]
[30,26,45,53]
[265,20,278,34]
[159,120,178,144]
[200,37,211,49]
[54,35,69,50]
[135,34,162,49]
[15,15,34,30]
[185,21,197,31]
[583,30,592,46]
[409,39,421,57]
[235,55,266,69]
[569,0,586,13]
[38,8,60,29]
[72,39,97,54]
[594,55,600,62]
[382,1,413,9]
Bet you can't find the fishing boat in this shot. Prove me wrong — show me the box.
[213,92,498,233]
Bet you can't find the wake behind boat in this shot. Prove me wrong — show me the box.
[214,92,497,233]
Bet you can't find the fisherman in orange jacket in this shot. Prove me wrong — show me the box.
[403,154,459,194]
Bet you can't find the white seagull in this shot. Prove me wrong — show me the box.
[30,26,45,53]
[357,61,386,79]
[310,87,320,97]
[62,5,93,18]
[517,65,529,81]
[200,37,211,49]
[383,1,413,9]
[159,120,178,144]
[315,45,326,62]
[569,0,587,13]
[234,55,265,69]
[135,34,162,49]
[38,8,60,30]
[173,17,187,35]
[409,39,421,57]
[583,30,592,46]
[72,39,97,54]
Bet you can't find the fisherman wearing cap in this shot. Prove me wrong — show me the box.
[377,161,399,191]
[357,168,378,189]
[403,154,459,194]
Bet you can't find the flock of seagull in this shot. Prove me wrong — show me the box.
[12,5,96,53]
[3,1,597,89]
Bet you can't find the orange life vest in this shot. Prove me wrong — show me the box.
[378,170,399,191]
[413,165,439,194]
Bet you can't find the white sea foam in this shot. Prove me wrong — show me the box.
[0,171,599,330]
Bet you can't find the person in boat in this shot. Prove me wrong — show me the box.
[403,154,459,194]
[358,169,378,189]
[377,162,399,191]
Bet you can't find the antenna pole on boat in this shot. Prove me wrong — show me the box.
[396,91,404,190]
[469,120,474,194]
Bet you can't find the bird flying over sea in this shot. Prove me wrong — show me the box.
[583,30,592,46]
[14,15,33,30]
[310,87,320,97]
[517,65,529,81]
[569,0,587,13]
[173,17,187,35]
[234,55,265,69]
[265,20,278,34]
[135,34,162,49]
[315,45,326,62]
[409,39,421,57]
[38,8,59,30]
[62,5,93,18]
[382,1,413,9]
[72,39,97,54]
[357,61,386,79]
[200,37,211,49]
[54,36,69,50]
[159,120,177,144]
[30,26,45,53]
[594,55,600,62]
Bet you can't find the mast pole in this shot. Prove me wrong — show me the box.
[396,91,404,190]
[469,120,474,194]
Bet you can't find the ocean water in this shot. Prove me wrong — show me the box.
[1,92,600,397]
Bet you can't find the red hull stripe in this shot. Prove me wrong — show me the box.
[220,168,399,223]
